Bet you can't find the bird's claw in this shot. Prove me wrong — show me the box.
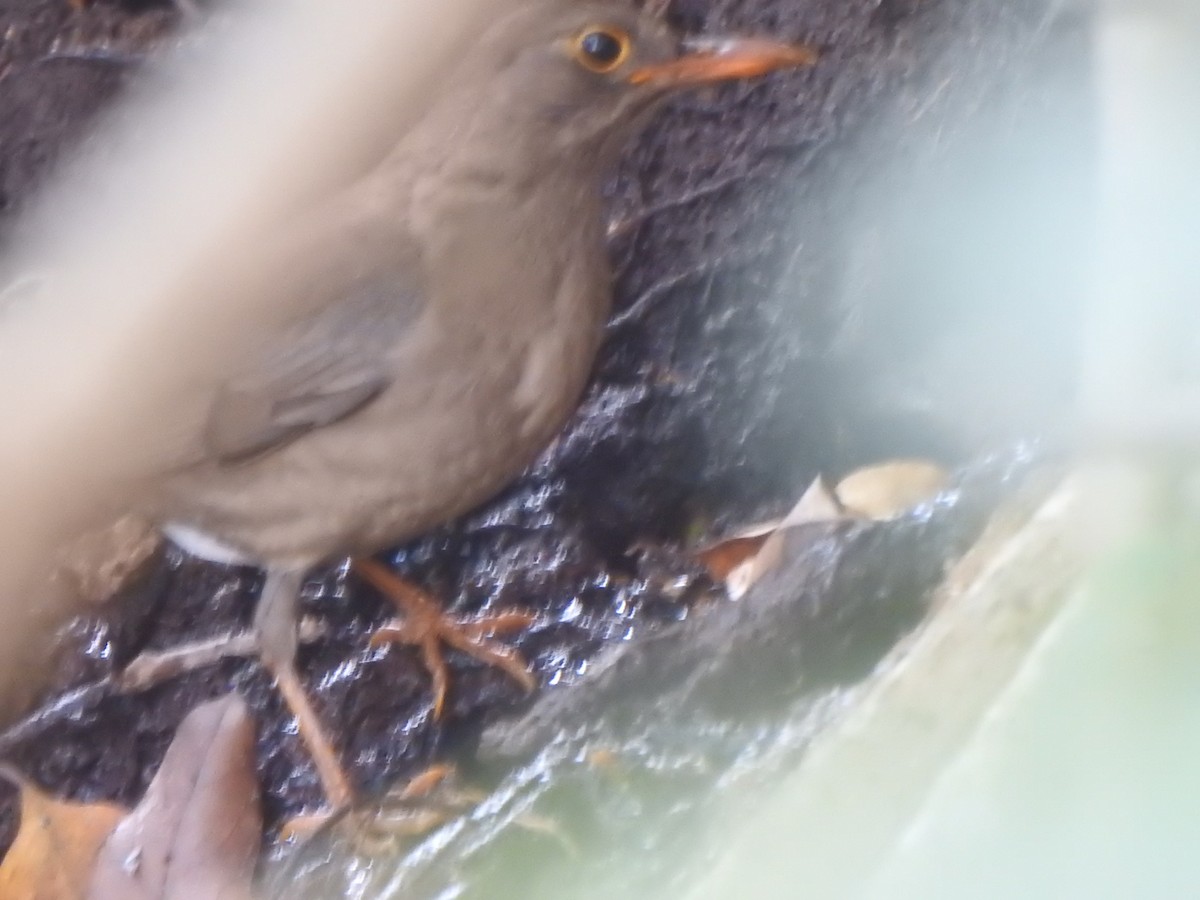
[355,558,538,718]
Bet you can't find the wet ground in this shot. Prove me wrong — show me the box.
[0,0,1092,864]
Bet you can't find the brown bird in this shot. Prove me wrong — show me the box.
[104,0,816,810]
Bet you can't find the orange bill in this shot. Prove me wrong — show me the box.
[629,36,819,88]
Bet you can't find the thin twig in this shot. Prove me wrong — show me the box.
[607,245,773,334]
[116,617,328,692]
[607,170,759,241]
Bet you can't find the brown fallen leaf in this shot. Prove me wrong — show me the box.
[696,476,844,599]
[725,476,846,599]
[88,695,261,900]
[698,460,949,599]
[694,527,778,582]
[0,768,126,900]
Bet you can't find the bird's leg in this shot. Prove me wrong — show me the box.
[256,567,357,811]
[353,558,538,719]
[114,570,354,810]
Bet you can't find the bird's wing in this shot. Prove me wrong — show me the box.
[202,246,425,465]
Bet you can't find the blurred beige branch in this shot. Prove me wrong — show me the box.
[0,0,492,723]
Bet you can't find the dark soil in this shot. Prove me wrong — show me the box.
[0,0,1092,857]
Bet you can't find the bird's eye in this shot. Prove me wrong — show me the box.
[570,26,632,74]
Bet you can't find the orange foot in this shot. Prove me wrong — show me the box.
[353,558,538,718]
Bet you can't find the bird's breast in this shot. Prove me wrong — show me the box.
[153,174,612,567]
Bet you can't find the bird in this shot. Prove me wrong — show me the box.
[90,0,818,811]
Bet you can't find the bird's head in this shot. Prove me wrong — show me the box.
[423,1,818,175]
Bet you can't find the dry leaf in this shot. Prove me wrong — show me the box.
[695,527,778,581]
[695,477,843,599]
[725,476,844,599]
[0,769,126,900]
[834,460,949,520]
[699,462,948,600]
[88,695,261,900]
[697,478,843,583]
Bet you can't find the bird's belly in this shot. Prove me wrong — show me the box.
[154,342,588,568]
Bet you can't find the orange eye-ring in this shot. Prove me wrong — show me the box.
[570,26,633,74]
